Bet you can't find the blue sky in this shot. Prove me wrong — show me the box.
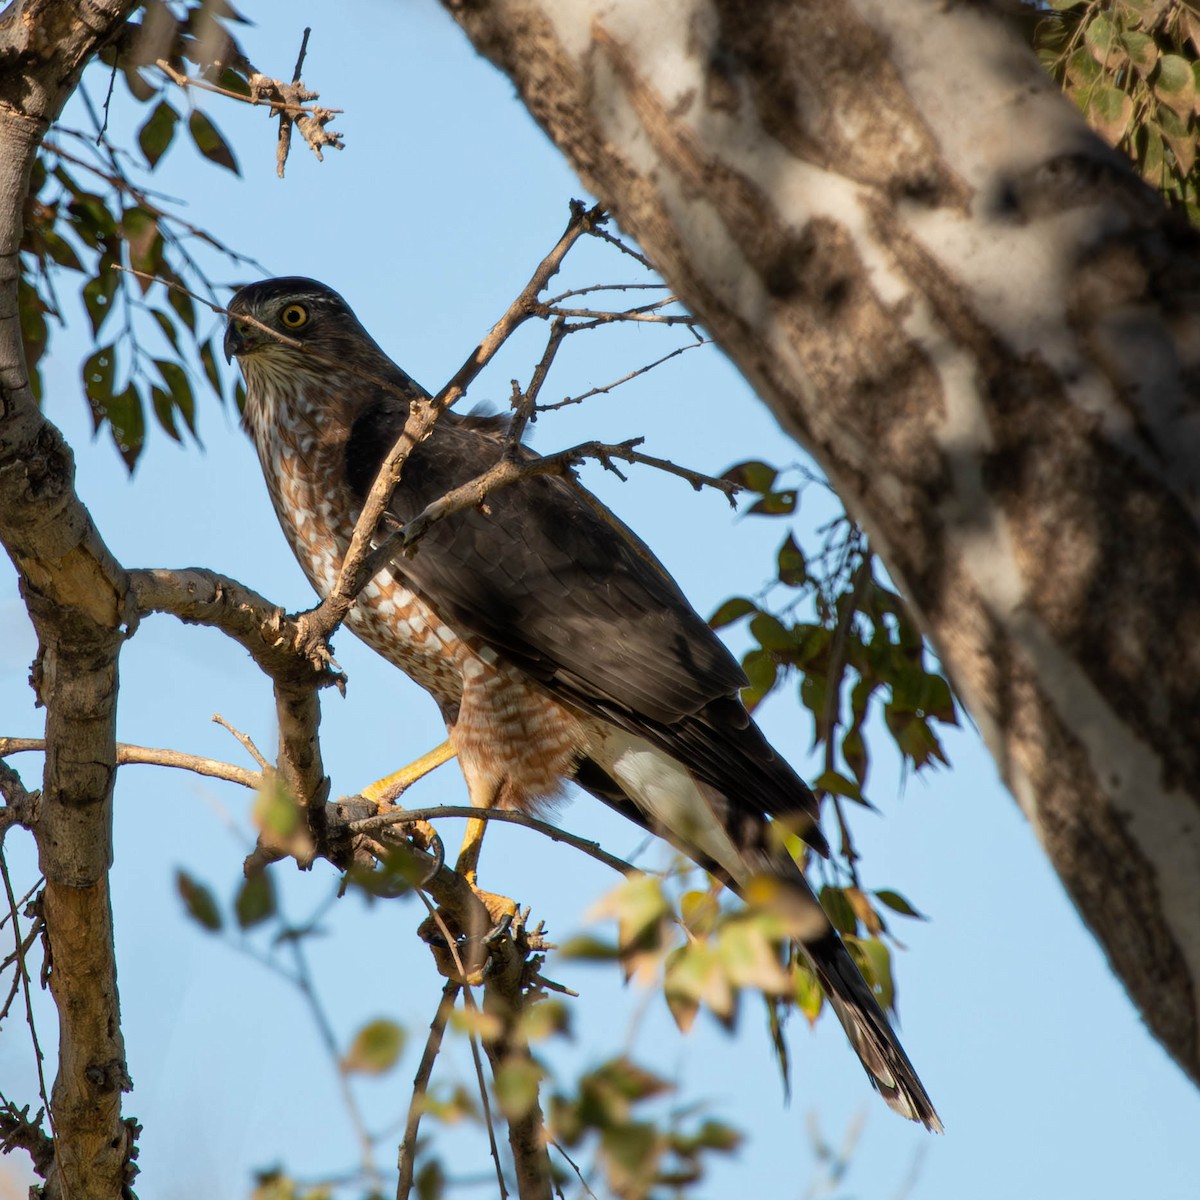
[1,3,1197,1197]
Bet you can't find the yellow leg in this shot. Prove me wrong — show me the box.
[361,739,457,809]
[455,816,488,886]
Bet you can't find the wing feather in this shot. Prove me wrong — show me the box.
[346,398,824,845]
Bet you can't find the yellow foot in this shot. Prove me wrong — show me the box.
[418,881,520,985]
[361,740,457,809]
[470,883,519,926]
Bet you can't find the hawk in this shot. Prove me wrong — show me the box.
[224,276,941,1131]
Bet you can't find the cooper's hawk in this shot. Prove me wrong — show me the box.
[224,276,941,1131]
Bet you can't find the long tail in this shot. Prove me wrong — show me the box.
[799,928,943,1132]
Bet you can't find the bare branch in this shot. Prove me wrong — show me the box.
[0,854,54,1157]
[540,339,710,413]
[0,1092,54,1178]
[155,53,344,174]
[1,737,261,791]
[350,805,636,877]
[212,713,271,772]
[304,201,607,651]
[585,223,654,270]
[396,981,460,1200]
[416,898,510,1198]
[543,282,668,305]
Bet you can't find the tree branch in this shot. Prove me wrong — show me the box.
[350,805,636,877]
[396,981,460,1200]
[300,201,606,649]
[0,5,146,1195]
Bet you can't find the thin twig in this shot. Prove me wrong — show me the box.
[309,201,607,648]
[417,896,509,1200]
[508,317,569,446]
[155,58,341,119]
[543,282,669,305]
[0,737,261,791]
[0,855,54,1142]
[396,981,460,1200]
[548,307,700,328]
[551,1139,600,1200]
[349,805,636,876]
[586,224,654,270]
[44,140,264,267]
[818,549,873,887]
[364,434,738,565]
[212,713,271,771]
[540,339,710,412]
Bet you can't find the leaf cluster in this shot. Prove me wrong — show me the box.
[19,0,259,468]
[1034,0,1200,215]
[712,464,958,800]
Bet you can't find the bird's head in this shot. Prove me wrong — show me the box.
[223,277,369,372]
[224,277,420,439]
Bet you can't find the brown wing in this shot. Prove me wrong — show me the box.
[346,397,825,847]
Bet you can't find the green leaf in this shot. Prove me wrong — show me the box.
[708,596,757,629]
[199,336,224,401]
[1155,54,1197,115]
[818,886,857,936]
[151,308,180,353]
[1141,120,1165,182]
[721,459,777,492]
[1158,104,1196,175]
[493,1060,544,1120]
[188,109,240,173]
[235,871,276,929]
[841,725,868,785]
[740,647,778,711]
[558,934,621,961]
[1065,46,1102,87]
[593,1057,672,1103]
[121,206,162,286]
[776,533,807,586]
[1121,30,1158,78]
[1089,85,1135,143]
[749,611,793,652]
[153,357,196,436]
[254,781,299,839]
[167,282,196,333]
[746,489,797,517]
[83,267,117,336]
[151,384,181,443]
[342,1017,406,1074]
[104,381,145,472]
[176,870,222,932]
[811,768,863,803]
[138,101,179,168]
[793,961,824,1023]
[517,999,570,1043]
[41,230,83,272]
[1084,14,1123,64]
[848,936,895,1012]
[82,345,115,430]
[679,888,720,936]
[874,888,928,920]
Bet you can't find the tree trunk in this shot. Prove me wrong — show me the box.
[442,0,1200,1083]
[0,3,140,1195]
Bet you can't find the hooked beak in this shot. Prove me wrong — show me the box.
[223,318,248,363]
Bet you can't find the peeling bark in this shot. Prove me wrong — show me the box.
[442,0,1200,1082]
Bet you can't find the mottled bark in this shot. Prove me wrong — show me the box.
[442,0,1200,1082]
[0,3,141,1196]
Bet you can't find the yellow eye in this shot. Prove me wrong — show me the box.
[280,303,309,329]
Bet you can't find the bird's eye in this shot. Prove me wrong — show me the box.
[280,303,309,329]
